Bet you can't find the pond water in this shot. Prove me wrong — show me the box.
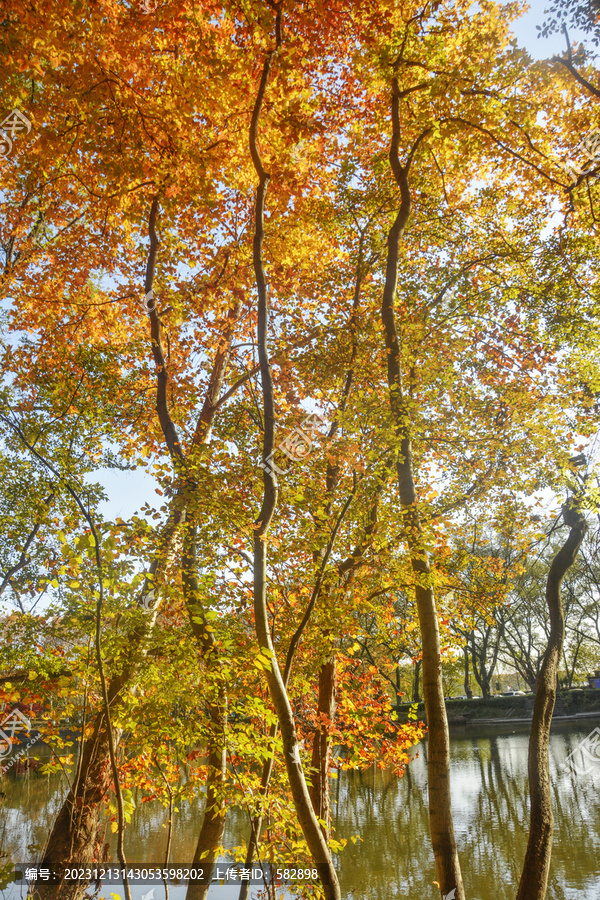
[1,720,599,899]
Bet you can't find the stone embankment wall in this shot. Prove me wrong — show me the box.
[394,688,600,725]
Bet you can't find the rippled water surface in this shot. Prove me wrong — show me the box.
[2,721,600,899]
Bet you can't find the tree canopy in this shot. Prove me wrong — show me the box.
[1,2,600,900]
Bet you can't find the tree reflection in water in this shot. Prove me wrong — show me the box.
[332,723,600,899]
[1,724,599,899]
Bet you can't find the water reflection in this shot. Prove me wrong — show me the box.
[2,722,600,898]
[333,722,600,899]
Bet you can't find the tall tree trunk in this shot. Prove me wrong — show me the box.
[516,502,587,900]
[380,75,463,898]
[239,113,374,894]
[395,664,403,712]
[471,643,490,699]
[186,714,227,900]
[309,655,336,840]
[249,9,341,897]
[237,743,277,900]
[253,543,341,898]
[481,675,491,700]
[463,646,472,699]
[412,658,422,702]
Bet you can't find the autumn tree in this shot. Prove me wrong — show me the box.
[2,5,600,900]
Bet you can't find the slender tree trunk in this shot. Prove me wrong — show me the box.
[413,565,462,897]
[463,647,472,699]
[471,644,490,699]
[249,10,340,897]
[237,745,276,900]
[254,541,340,898]
[179,294,244,897]
[380,75,463,898]
[412,658,422,702]
[186,704,227,900]
[395,665,403,712]
[238,124,373,894]
[309,655,336,840]
[481,674,491,701]
[516,502,587,900]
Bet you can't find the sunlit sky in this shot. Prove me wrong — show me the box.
[511,0,587,58]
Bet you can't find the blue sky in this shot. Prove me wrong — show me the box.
[511,0,588,57]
